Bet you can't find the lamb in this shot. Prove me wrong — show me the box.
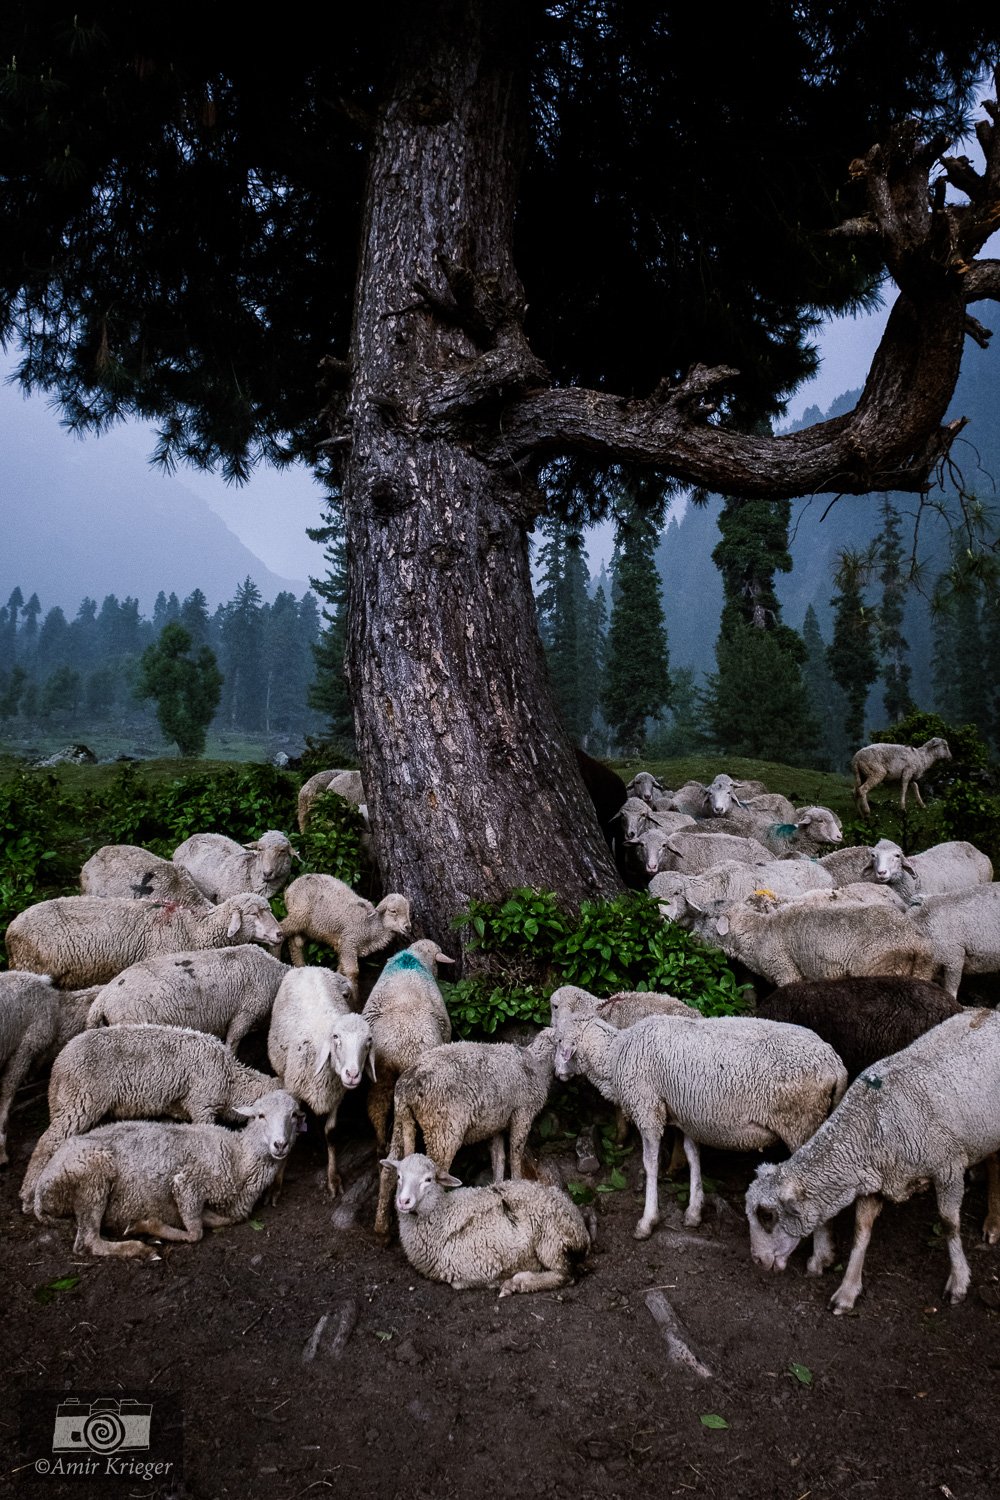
[33,1089,304,1259]
[5,892,284,989]
[909,884,1000,997]
[374,1029,557,1237]
[687,898,937,989]
[755,977,965,1080]
[20,1022,282,1207]
[297,769,365,832]
[0,973,99,1166]
[362,940,454,1152]
[852,737,952,816]
[85,946,290,1049]
[280,874,412,980]
[172,830,298,902]
[745,1008,1000,1312]
[652,858,834,926]
[267,967,374,1196]
[80,845,213,908]
[551,1002,846,1256]
[381,1152,590,1296]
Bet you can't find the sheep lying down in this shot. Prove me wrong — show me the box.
[381,1152,590,1297]
[746,1008,1000,1313]
[33,1090,303,1259]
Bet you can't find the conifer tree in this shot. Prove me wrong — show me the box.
[603,510,670,754]
[180,589,211,648]
[801,603,849,768]
[219,577,264,730]
[307,499,354,746]
[535,518,600,744]
[137,622,222,756]
[876,496,914,722]
[828,551,880,747]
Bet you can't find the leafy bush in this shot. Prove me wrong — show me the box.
[295,793,365,888]
[0,774,80,947]
[444,887,751,1037]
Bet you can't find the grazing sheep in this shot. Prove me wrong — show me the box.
[80,845,213,908]
[652,858,834,926]
[909,884,1000,997]
[33,1090,304,1259]
[297,769,365,832]
[86,947,290,1050]
[362,941,454,1152]
[267,967,374,1196]
[0,973,98,1166]
[172,830,298,902]
[20,1023,280,1207]
[5,893,284,989]
[755,977,965,1080]
[374,1030,557,1237]
[745,1008,1000,1312]
[381,1152,590,1296]
[689,899,937,989]
[552,1005,846,1258]
[280,874,412,981]
[852,737,951,816]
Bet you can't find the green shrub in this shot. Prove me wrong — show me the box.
[444,887,751,1037]
[0,774,80,952]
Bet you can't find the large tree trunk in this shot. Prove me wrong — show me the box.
[342,2,621,951]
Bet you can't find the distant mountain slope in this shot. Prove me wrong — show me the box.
[0,382,309,610]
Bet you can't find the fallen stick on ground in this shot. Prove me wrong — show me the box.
[644,1290,713,1379]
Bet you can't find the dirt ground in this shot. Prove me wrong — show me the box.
[4,1082,1000,1500]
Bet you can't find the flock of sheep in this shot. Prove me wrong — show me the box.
[3,734,1000,1313]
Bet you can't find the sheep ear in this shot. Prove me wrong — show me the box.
[243,840,262,851]
[290,846,302,861]
[902,859,919,879]
[366,1047,377,1083]
[314,1038,333,1077]
[715,914,730,936]
[226,911,243,938]
[796,813,813,829]
[436,1169,462,1188]
[777,1177,804,1205]
[435,951,456,965]
[233,1104,255,1119]
[379,1158,400,1175]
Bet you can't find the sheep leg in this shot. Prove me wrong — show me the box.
[224,1014,254,1051]
[490,1133,507,1182]
[614,1107,630,1147]
[374,1113,406,1240]
[0,1039,38,1166]
[855,772,882,817]
[633,1108,666,1240]
[324,1105,342,1197]
[72,1163,159,1260]
[336,941,361,988]
[508,1114,532,1179]
[269,1156,288,1206]
[665,1128,687,1177]
[287,933,308,967]
[935,1172,972,1304]
[367,1074,395,1153]
[806,1220,837,1276]
[982,1153,1000,1244]
[499,1270,570,1297]
[830,1194,882,1314]
[909,777,927,810]
[129,1172,207,1243]
[678,1134,704,1227]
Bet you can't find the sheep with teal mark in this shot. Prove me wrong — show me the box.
[361,940,455,1161]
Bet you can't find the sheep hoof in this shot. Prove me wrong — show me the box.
[327,1173,343,1199]
[634,1218,656,1241]
[682,1206,702,1229]
[982,1219,1000,1246]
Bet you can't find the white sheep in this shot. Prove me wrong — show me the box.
[5,892,284,989]
[688,898,937,989]
[19,1022,281,1208]
[85,946,290,1049]
[373,1029,557,1237]
[657,829,774,875]
[552,1004,846,1261]
[280,874,412,981]
[758,806,843,858]
[909,884,1000,997]
[745,1008,1000,1312]
[0,973,98,1166]
[172,830,298,902]
[362,940,454,1152]
[852,737,952,816]
[381,1152,591,1296]
[33,1089,304,1259]
[297,769,365,832]
[651,857,834,926]
[267,967,374,1196]
[869,837,993,897]
[80,844,214,907]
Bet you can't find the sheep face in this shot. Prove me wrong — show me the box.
[548,985,596,1027]
[246,832,297,884]
[382,1153,461,1215]
[234,1089,305,1160]
[317,1017,375,1090]
[705,783,736,816]
[554,1037,580,1081]
[871,839,904,883]
[745,1164,806,1271]
[237,898,285,946]
[377,895,413,939]
[796,808,843,845]
[626,772,661,807]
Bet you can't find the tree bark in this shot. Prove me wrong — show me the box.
[343,2,620,951]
